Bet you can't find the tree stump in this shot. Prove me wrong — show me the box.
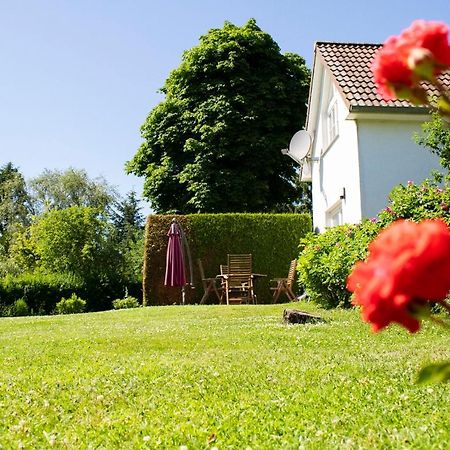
[283,309,324,325]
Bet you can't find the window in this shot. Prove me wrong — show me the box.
[326,203,343,227]
[326,100,338,145]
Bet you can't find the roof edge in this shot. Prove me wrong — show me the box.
[348,105,430,114]
[315,41,381,47]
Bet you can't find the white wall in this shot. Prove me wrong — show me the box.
[357,119,441,219]
[310,71,361,232]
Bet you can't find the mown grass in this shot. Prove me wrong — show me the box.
[0,303,448,449]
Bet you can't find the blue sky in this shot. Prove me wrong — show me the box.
[1,0,449,213]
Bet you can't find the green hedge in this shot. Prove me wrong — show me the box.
[0,272,85,315]
[143,213,312,305]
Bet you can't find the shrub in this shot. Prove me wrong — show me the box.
[0,272,85,315]
[298,220,380,308]
[377,174,450,226]
[113,296,140,309]
[298,175,450,310]
[55,293,86,315]
[10,298,29,317]
[0,298,30,317]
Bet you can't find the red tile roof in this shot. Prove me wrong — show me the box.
[316,42,450,110]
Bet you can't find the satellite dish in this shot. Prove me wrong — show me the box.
[288,130,311,163]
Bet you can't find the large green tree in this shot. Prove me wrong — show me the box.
[127,19,310,213]
[0,163,30,253]
[112,190,144,242]
[12,206,117,277]
[28,168,117,215]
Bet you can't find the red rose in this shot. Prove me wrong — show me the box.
[401,20,450,68]
[347,220,450,332]
[372,20,450,101]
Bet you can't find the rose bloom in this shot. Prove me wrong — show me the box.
[347,219,450,332]
[372,20,450,100]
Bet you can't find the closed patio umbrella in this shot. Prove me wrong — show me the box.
[164,218,193,304]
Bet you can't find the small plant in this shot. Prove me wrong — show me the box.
[55,293,86,315]
[1,298,30,317]
[10,298,30,317]
[113,295,139,310]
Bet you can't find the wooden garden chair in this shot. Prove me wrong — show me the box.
[270,259,297,303]
[198,259,222,304]
[223,254,256,305]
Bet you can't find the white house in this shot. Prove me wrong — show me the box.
[303,42,444,232]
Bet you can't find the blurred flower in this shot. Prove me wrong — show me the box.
[372,20,450,101]
[347,219,450,332]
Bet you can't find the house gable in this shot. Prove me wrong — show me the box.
[305,41,445,232]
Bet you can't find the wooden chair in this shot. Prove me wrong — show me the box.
[219,264,228,302]
[223,254,256,305]
[198,259,222,304]
[270,259,297,303]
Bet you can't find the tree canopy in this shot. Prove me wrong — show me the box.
[0,163,30,253]
[28,168,117,215]
[126,19,310,213]
[414,112,450,170]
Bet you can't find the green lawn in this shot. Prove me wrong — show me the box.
[0,303,448,449]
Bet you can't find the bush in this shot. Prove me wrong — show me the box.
[10,298,29,316]
[113,296,140,309]
[0,298,30,317]
[0,272,85,315]
[298,220,380,308]
[298,175,450,309]
[55,293,86,314]
[377,174,450,226]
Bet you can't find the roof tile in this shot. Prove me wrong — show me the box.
[316,42,450,109]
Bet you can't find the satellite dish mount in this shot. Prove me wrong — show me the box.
[281,130,312,165]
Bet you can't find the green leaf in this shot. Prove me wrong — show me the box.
[417,361,450,384]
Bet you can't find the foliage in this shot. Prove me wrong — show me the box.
[414,112,450,170]
[0,304,448,448]
[0,298,29,317]
[127,19,310,213]
[0,163,30,254]
[112,190,144,242]
[417,361,450,384]
[298,221,380,308]
[111,191,145,290]
[143,213,311,305]
[12,206,118,279]
[300,175,450,310]
[113,295,140,309]
[5,205,142,311]
[377,175,450,226]
[0,271,85,315]
[55,293,86,314]
[28,167,117,216]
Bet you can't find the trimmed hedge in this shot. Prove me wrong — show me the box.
[0,272,85,315]
[143,213,311,305]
